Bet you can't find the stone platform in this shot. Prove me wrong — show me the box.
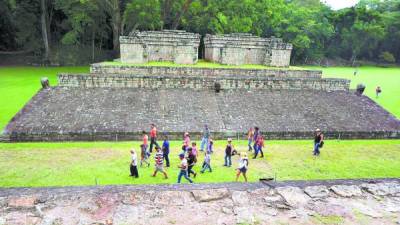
[3,87,400,141]
[1,178,400,225]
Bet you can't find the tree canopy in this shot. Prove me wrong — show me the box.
[1,0,399,65]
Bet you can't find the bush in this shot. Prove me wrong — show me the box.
[379,51,396,64]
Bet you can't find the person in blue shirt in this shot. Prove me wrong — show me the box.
[162,135,170,167]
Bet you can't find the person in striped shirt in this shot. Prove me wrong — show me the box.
[152,146,168,179]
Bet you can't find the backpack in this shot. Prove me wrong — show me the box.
[319,141,324,148]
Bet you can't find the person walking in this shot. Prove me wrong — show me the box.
[140,144,150,167]
[253,127,260,153]
[142,130,148,153]
[162,135,170,167]
[253,134,264,159]
[236,152,249,182]
[247,127,254,151]
[183,132,190,152]
[200,124,210,152]
[200,151,212,173]
[191,142,198,157]
[224,138,233,167]
[149,124,159,153]
[177,153,193,183]
[207,138,214,154]
[130,149,139,178]
[313,128,324,156]
[376,86,382,98]
[187,147,197,178]
[152,146,168,179]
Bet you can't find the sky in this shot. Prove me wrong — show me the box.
[322,0,360,10]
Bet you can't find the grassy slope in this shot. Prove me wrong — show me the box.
[0,140,399,187]
[0,67,89,130]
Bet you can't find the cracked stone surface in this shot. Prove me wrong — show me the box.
[4,87,400,141]
[1,179,399,225]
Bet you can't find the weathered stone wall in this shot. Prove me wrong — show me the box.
[90,63,322,78]
[58,73,349,92]
[120,30,200,64]
[4,87,400,142]
[1,179,399,225]
[204,33,292,67]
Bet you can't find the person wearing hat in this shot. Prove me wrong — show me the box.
[236,152,249,182]
[224,138,233,167]
[313,128,324,156]
[177,153,193,183]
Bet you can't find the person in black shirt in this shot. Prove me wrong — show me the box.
[313,128,324,156]
[187,147,197,178]
[224,138,233,167]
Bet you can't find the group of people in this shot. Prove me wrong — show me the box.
[129,124,325,183]
[129,124,250,183]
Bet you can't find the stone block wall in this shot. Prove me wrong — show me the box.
[58,73,350,92]
[204,33,292,67]
[90,64,322,78]
[120,30,200,64]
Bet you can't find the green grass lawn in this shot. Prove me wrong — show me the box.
[0,140,399,187]
[313,66,400,118]
[0,66,89,130]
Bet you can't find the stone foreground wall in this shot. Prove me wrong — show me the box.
[120,30,200,64]
[90,64,322,78]
[1,179,399,225]
[204,33,292,67]
[58,73,350,92]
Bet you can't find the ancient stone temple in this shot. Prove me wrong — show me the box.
[204,33,292,67]
[120,30,200,64]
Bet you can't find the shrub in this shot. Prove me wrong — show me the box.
[379,51,396,64]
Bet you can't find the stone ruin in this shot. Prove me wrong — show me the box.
[2,30,400,142]
[204,33,292,67]
[1,178,400,224]
[120,30,200,64]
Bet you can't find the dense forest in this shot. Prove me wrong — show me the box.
[0,0,399,65]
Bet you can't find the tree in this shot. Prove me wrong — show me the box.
[123,0,162,33]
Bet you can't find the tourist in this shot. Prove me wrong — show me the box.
[253,127,260,153]
[130,149,139,178]
[376,86,382,98]
[177,153,193,183]
[207,138,214,154]
[149,124,160,153]
[200,124,210,152]
[224,138,233,167]
[142,130,148,153]
[162,135,170,167]
[152,146,168,179]
[200,151,212,173]
[191,142,198,157]
[313,128,324,156]
[236,152,249,182]
[187,147,197,178]
[247,127,254,151]
[253,134,264,159]
[183,132,190,151]
[140,144,150,167]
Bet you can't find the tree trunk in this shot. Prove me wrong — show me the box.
[171,0,192,30]
[40,0,50,62]
[92,28,95,62]
[111,0,121,52]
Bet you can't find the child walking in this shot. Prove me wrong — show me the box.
[152,146,168,179]
[187,147,197,178]
[130,149,139,178]
[236,152,249,182]
[177,153,193,183]
[200,151,212,173]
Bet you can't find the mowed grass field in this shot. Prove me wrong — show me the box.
[0,140,399,187]
[0,65,399,187]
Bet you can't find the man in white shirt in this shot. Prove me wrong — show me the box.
[177,153,193,183]
[130,149,139,178]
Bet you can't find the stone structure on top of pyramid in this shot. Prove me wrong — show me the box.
[204,33,292,67]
